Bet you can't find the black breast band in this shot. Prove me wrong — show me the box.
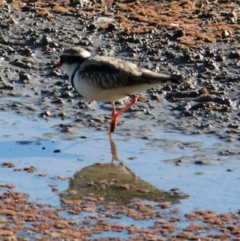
[70,63,82,90]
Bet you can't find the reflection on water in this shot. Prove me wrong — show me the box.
[109,134,122,163]
[61,135,187,205]
[0,111,239,213]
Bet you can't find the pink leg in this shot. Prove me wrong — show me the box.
[108,95,137,133]
[111,102,116,119]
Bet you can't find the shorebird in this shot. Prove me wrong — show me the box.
[53,47,186,133]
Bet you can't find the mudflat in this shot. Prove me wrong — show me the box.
[0,1,240,240]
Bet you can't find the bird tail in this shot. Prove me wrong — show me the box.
[141,69,190,85]
[165,74,190,85]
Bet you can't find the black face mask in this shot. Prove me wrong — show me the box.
[60,55,87,65]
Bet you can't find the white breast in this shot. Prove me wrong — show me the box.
[72,75,125,101]
[72,73,158,102]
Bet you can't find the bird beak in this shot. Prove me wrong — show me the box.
[53,60,61,68]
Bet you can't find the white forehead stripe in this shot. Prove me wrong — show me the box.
[80,50,91,58]
[61,48,92,58]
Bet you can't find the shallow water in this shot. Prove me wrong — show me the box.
[0,111,239,216]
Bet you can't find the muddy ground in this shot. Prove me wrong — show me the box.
[0,0,240,240]
[1,0,240,140]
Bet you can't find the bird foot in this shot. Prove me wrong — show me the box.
[108,117,118,133]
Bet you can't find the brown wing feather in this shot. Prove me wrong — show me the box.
[78,55,183,89]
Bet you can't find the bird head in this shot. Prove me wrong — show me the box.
[53,47,91,74]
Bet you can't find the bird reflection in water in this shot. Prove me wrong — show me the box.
[60,136,186,205]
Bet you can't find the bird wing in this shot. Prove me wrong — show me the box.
[78,55,182,90]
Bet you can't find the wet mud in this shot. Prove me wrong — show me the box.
[1,0,240,240]
[1,0,240,141]
[0,113,239,240]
